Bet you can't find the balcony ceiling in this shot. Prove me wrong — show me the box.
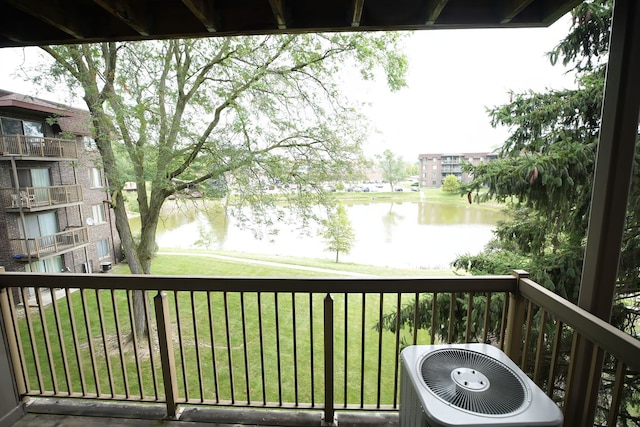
[0,0,582,48]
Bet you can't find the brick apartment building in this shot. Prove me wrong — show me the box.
[418,152,498,188]
[0,90,121,275]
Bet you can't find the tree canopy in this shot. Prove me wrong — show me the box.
[320,204,355,263]
[38,34,406,275]
[34,33,407,334]
[441,175,460,193]
[377,149,407,191]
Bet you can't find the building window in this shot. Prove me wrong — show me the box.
[0,117,44,137]
[89,167,103,188]
[480,157,484,162]
[92,204,107,224]
[97,239,110,259]
[433,165,437,170]
[432,181,436,186]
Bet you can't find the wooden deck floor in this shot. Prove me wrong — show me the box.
[12,399,399,427]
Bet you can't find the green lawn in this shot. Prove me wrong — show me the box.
[15,254,436,407]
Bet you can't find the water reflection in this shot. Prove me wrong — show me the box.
[133,200,504,270]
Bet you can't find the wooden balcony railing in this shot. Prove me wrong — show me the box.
[0,134,78,159]
[0,185,83,211]
[9,227,89,260]
[0,272,638,425]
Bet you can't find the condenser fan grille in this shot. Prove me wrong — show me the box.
[420,348,527,415]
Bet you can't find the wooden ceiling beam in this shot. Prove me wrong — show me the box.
[7,0,86,39]
[268,0,287,30]
[425,0,449,25]
[501,0,534,23]
[182,0,217,33]
[541,0,582,25]
[352,0,364,27]
[93,0,150,36]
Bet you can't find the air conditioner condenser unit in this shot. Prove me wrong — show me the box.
[400,343,563,427]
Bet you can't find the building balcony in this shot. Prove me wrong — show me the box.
[0,135,78,160]
[0,185,83,212]
[0,272,637,426]
[441,157,462,165]
[9,226,89,261]
[441,166,462,173]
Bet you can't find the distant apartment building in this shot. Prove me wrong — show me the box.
[418,152,498,188]
[0,89,121,275]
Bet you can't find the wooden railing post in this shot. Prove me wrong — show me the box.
[505,270,528,364]
[0,267,26,425]
[322,293,336,426]
[154,291,179,418]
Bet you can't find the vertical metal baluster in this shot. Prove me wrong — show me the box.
[143,291,159,400]
[65,288,86,395]
[581,345,601,423]
[393,293,402,409]
[343,292,348,407]
[521,301,534,372]
[430,293,437,344]
[240,292,251,405]
[482,292,492,343]
[207,292,220,403]
[448,293,455,344]
[359,293,366,408]
[22,288,44,394]
[272,292,283,406]
[412,293,419,345]
[465,293,474,343]
[126,290,144,400]
[35,288,58,394]
[547,320,563,397]
[175,292,189,401]
[191,291,204,403]
[309,293,315,407]
[111,289,130,398]
[257,292,266,405]
[563,331,580,415]
[607,359,627,426]
[95,289,114,397]
[223,292,235,404]
[499,292,509,350]
[80,289,100,396]
[323,294,335,425]
[49,288,72,395]
[291,292,299,406]
[376,293,384,408]
[533,310,547,385]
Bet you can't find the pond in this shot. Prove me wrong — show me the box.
[129,200,505,270]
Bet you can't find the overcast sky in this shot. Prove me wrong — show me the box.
[0,15,577,162]
[356,15,578,161]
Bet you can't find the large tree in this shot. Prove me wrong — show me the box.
[37,34,407,333]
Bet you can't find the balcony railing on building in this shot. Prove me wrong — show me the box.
[0,271,638,425]
[0,135,78,159]
[0,185,83,212]
[9,226,89,261]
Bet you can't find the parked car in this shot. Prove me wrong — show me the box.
[395,188,404,192]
